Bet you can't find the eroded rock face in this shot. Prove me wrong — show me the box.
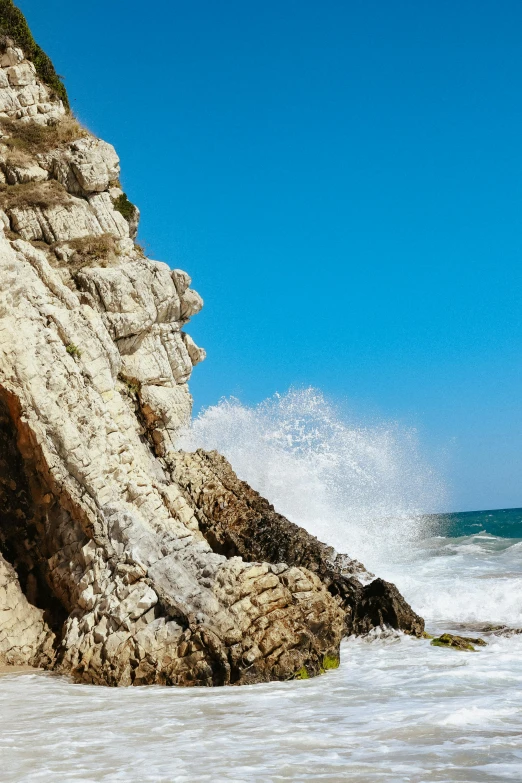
[0,20,423,685]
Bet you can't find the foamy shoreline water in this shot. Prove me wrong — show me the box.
[2,524,522,783]
[2,631,522,782]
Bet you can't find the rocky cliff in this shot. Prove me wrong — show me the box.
[0,3,423,685]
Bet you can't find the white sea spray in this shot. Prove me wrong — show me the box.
[179,387,446,570]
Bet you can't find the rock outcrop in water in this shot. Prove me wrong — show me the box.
[0,2,423,685]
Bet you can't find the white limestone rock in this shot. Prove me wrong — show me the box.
[8,198,106,243]
[0,220,345,685]
[0,31,349,687]
[0,39,64,124]
[3,161,48,185]
[6,63,34,87]
[182,332,206,366]
[0,46,24,68]
[42,137,121,197]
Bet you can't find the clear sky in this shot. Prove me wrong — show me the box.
[17,0,522,512]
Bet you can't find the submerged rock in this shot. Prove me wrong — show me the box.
[488,626,522,637]
[464,624,522,637]
[0,3,424,686]
[431,633,487,651]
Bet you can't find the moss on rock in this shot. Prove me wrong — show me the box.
[0,179,71,210]
[431,633,487,652]
[65,343,81,358]
[61,234,121,273]
[321,654,340,672]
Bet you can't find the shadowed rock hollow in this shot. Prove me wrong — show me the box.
[0,2,423,685]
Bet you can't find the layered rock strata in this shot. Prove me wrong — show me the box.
[0,7,423,686]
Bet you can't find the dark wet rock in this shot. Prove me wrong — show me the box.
[348,578,425,637]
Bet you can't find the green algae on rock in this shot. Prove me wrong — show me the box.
[321,654,340,672]
[431,633,487,651]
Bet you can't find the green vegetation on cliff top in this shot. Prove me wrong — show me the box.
[0,0,69,108]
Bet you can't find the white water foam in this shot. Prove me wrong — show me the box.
[2,633,522,782]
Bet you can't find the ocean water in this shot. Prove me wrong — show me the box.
[2,390,522,782]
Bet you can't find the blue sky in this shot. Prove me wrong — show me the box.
[18,0,522,512]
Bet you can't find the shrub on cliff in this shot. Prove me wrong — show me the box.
[0,179,70,210]
[62,234,121,273]
[0,116,86,161]
[113,192,137,221]
[0,0,69,108]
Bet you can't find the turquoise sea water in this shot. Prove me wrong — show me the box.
[436,507,522,541]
